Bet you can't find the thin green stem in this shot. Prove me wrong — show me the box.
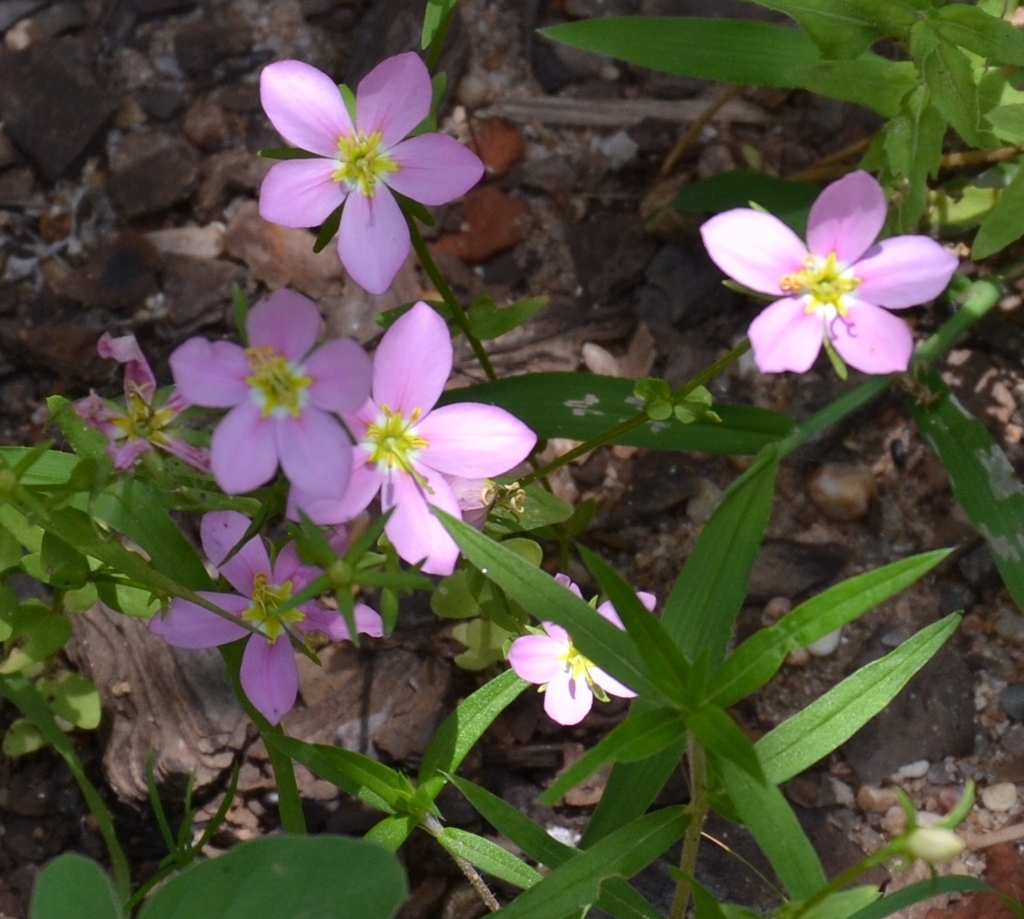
[407,217,498,381]
[787,843,899,919]
[519,338,751,488]
[670,736,710,919]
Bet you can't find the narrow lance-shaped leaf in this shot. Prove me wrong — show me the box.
[435,827,542,890]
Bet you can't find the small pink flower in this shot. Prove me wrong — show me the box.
[75,333,210,472]
[169,288,371,496]
[288,302,536,575]
[259,53,485,295]
[149,511,382,724]
[508,575,654,726]
[700,170,958,374]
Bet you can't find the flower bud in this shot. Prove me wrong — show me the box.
[906,826,965,864]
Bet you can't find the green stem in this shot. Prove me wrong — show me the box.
[519,338,751,488]
[788,843,900,919]
[0,675,132,904]
[407,217,498,381]
[420,813,500,911]
[669,737,710,919]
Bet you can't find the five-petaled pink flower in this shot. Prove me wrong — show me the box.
[75,333,210,473]
[700,170,958,374]
[169,288,371,497]
[149,511,382,724]
[508,575,654,726]
[259,53,485,295]
[288,301,537,576]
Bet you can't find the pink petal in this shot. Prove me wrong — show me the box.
[169,338,250,408]
[159,437,211,474]
[700,210,808,295]
[247,289,322,360]
[201,510,270,595]
[210,402,281,494]
[853,236,958,309]
[260,59,354,158]
[149,594,250,648]
[385,134,484,206]
[287,446,381,524]
[508,633,564,684]
[355,52,431,148]
[372,302,452,414]
[590,665,636,700]
[240,635,298,725]
[271,542,322,590]
[595,592,656,628]
[275,408,353,498]
[555,575,584,600]
[544,670,593,726]
[830,300,914,374]
[417,404,536,478]
[305,338,373,414]
[302,602,383,641]
[259,159,347,230]
[108,439,152,471]
[383,463,461,575]
[337,186,410,295]
[806,170,886,266]
[97,333,157,397]
[748,297,826,374]
[75,393,119,435]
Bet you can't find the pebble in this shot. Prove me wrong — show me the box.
[981,782,1018,812]
[472,118,524,179]
[857,784,899,815]
[994,607,1024,645]
[786,647,810,667]
[894,760,930,780]
[432,186,532,263]
[146,224,225,259]
[939,786,964,813]
[808,627,842,658]
[807,463,878,522]
[1001,684,1024,721]
[881,805,907,835]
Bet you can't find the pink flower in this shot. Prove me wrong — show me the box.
[169,288,371,497]
[259,53,485,295]
[288,302,537,576]
[700,170,958,374]
[75,333,210,472]
[148,511,382,724]
[508,575,654,726]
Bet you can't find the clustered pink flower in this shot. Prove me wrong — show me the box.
[169,288,371,497]
[149,510,382,724]
[259,53,484,294]
[75,333,210,473]
[289,302,537,576]
[700,170,958,375]
[507,575,655,726]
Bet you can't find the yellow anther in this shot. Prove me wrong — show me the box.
[365,405,429,479]
[245,346,312,418]
[779,251,860,315]
[332,131,398,197]
[242,572,304,643]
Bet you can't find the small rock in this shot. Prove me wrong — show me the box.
[881,805,906,835]
[63,232,162,311]
[432,186,532,263]
[183,97,230,150]
[0,0,46,33]
[808,627,842,658]
[1001,684,1024,721]
[829,777,855,808]
[172,17,251,77]
[159,253,246,329]
[747,539,846,601]
[195,148,270,219]
[473,117,524,179]
[894,759,930,780]
[591,129,639,169]
[981,782,1018,813]
[857,784,898,814]
[685,478,721,526]
[146,223,225,259]
[786,647,810,667]
[136,86,184,121]
[566,0,637,15]
[108,130,199,218]
[1004,724,1024,757]
[994,607,1024,645]
[808,462,878,522]
[939,786,964,813]
[131,0,198,15]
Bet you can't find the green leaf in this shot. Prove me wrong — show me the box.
[481,807,689,919]
[739,0,881,58]
[312,204,344,254]
[267,735,414,814]
[912,20,982,146]
[663,447,779,666]
[713,755,826,900]
[257,146,320,160]
[686,706,763,781]
[798,886,881,919]
[436,827,542,889]
[139,836,406,919]
[419,668,527,792]
[540,17,821,87]
[757,614,961,784]
[790,56,917,117]
[1,611,72,675]
[934,4,1024,66]
[439,373,794,455]
[37,671,101,730]
[39,532,90,590]
[972,156,1024,258]
[671,171,820,234]
[912,374,1024,605]
[882,84,947,231]
[365,814,418,853]
[422,0,458,50]
[707,549,951,707]
[30,853,121,919]
[847,876,1024,919]
[540,708,689,806]
[0,447,77,486]
[467,295,549,340]
[986,104,1024,143]
[3,717,45,756]
[487,484,573,536]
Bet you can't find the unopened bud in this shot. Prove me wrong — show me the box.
[906,826,965,864]
[328,559,354,587]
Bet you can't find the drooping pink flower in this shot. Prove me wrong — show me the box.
[508,575,654,726]
[700,170,958,374]
[148,510,382,724]
[259,53,485,295]
[169,288,371,496]
[75,333,210,472]
[288,301,536,576]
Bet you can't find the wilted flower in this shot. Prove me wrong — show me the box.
[169,288,371,496]
[75,333,209,472]
[288,302,536,575]
[259,53,484,294]
[700,170,958,374]
[149,511,382,724]
[507,575,654,725]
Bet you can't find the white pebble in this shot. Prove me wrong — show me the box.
[981,782,1018,812]
[808,627,842,657]
[894,760,930,780]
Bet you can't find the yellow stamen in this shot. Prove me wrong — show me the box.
[111,387,176,445]
[242,573,304,643]
[779,252,861,316]
[245,346,312,418]
[365,404,429,480]
[332,131,398,197]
